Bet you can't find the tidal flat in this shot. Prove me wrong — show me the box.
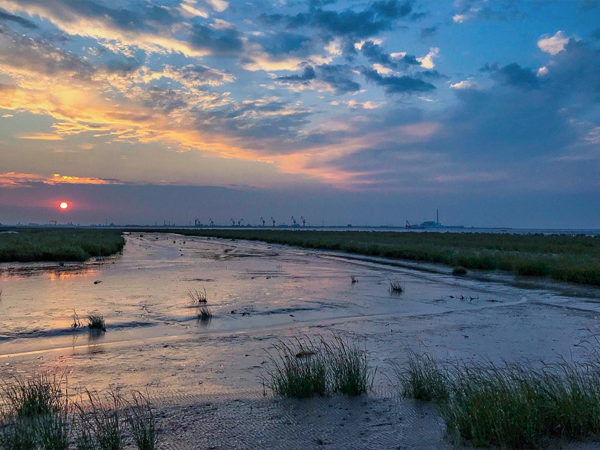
[1,232,600,449]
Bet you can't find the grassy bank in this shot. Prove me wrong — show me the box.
[397,351,600,448]
[156,229,600,286]
[0,229,125,263]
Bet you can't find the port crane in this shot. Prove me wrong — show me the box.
[291,216,297,226]
[260,217,266,226]
[209,218,214,226]
[271,217,276,226]
[300,216,306,227]
[194,217,202,226]
[238,219,244,226]
[230,218,235,226]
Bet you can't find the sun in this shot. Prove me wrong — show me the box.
[59,202,69,210]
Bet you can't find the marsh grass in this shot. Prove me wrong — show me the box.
[262,334,373,398]
[0,229,124,263]
[324,333,374,396]
[87,315,106,332]
[187,287,207,304]
[197,306,212,322]
[126,391,158,450]
[262,337,329,398]
[393,350,450,402]
[397,351,600,448]
[389,279,405,293]
[163,229,600,286]
[0,373,69,450]
[75,389,126,450]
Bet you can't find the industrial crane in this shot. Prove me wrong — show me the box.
[300,216,306,227]
[260,217,266,226]
[238,219,244,226]
[230,218,235,226]
[194,217,202,227]
[291,216,297,226]
[271,217,276,226]
[209,218,214,226]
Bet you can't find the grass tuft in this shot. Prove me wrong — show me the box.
[397,352,600,448]
[393,350,450,402]
[75,389,126,450]
[197,306,212,322]
[325,333,374,396]
[126,391,159,450]
[389,279,405,293]
[262,334,374,398]
[187,287,207,304]
[262,337,329,398]
[87,315,106,332]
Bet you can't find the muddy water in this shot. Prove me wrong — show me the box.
[1,232,600,394]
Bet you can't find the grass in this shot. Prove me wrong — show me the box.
[262,337,329,398]
[262,334,373,398]
[397,351,600,448]
[197,306,212,322]
[0,374,159,450]
[153,229,600,287]
[87,315,106,332]
[389,279,404,293]
[187,287,207,304]
[0,229,124,263]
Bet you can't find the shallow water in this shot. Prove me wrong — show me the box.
[1,232,600,395]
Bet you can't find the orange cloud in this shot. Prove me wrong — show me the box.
[0,172,122,188]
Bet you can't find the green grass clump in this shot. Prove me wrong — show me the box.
[87,315,106,332]
[0,374,70,450]
[325,334,373,396]
[154,229,600,286]
[263,337,329,398]
[394,350,450,402]
[262,334,373,398]
[0,229,124,263]
[397,352,600,448]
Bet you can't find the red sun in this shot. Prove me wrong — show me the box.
[59,202,69,210]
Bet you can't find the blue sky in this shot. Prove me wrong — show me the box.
[0,1,599,227]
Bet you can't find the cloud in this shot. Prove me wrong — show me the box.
[452,1,525,24]
[0,172,122,188]
[481,62,539,89]
[450,79,479,90]
[538,31,570,55]
[361,67,436,94]
[0,8,37,28]
[420,26,437,39]
[417,47,439,69]
[19,133,64,140]
[277,63,360,95]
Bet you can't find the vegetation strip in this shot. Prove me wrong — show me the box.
[0,229,125,263]
[396,350,600,448]
[153,229,600,286]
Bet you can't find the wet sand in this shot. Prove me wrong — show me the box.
[1,233,600,448]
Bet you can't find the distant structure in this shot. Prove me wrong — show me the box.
[209,218,214,226]
[260,216,266,226]
[230,218,235,226]
[194,217,202,226]
[406,209,464,229]
[291,216,297,227]
[271,217,276,226]
[300,216,306,227]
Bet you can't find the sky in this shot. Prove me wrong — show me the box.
[0,0,599,228]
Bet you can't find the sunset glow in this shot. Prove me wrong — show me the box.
[0,1,598,227]
[59,202,69,210]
